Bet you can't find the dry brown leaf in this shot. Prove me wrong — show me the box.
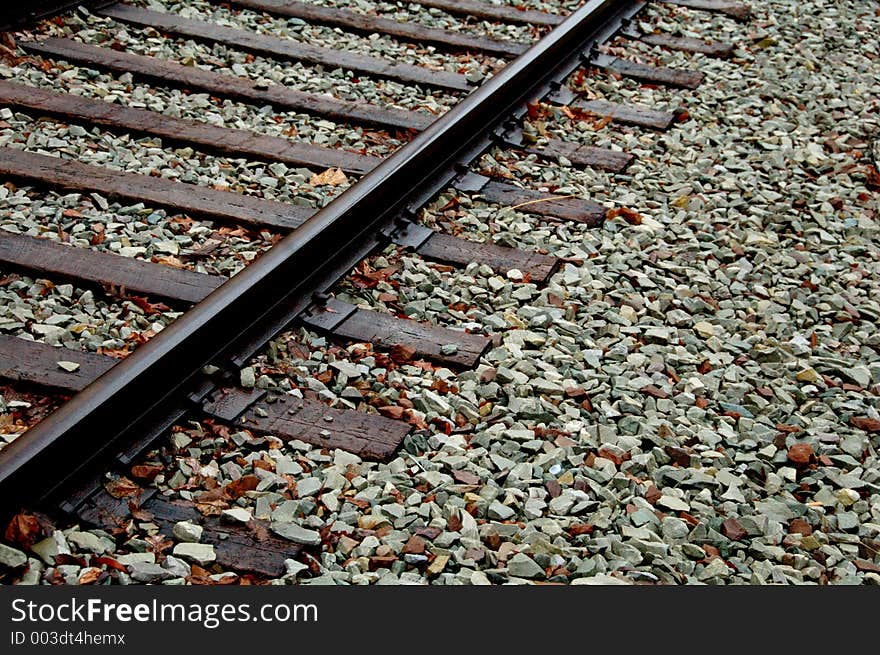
[225,474,259,499]
[606,206,642,225]
[389,344,416,363]
[4,512,42,549]
[131,463,163,481]
[78,567,103,585]
[94,556,127,573]
[105,476,141,499]
[865,164,880,190]
[310,168,348,187]
[153,255,186,269]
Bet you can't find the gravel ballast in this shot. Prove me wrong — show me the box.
[2,0,879,586]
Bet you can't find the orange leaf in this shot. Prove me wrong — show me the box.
[309,168,348,187]
[4,513,42,549]
[390,344,416,363]
[866,164,880,190]
[131,463,163,481]
[78,567,103,585]
[128,295,171,315]
[94,556,127,573]
[225,474,259,499]
[606,207,642,225]
[105,476,141,499]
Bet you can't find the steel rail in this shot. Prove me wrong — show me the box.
[0,0,644,511]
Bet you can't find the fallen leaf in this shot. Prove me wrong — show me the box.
[128,295,171,315]
[78,567,103,585]
[606,206,642,225]
[438,196,461,212]
[526,99,550,121]
[225,474,259,499]
[309,168,348,186]
[105,476,140,499]
[153,255,186,269]
[131,463,163,481]
[389,344,416,363]
[4,512,42,549]
[94,556,128,573]
[145,535,173,554]
[866,164,880,190]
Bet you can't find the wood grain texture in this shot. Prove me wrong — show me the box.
[522,139,633,172]
[0,335,116,392]
[219,0,528,57]
[571,98,675,130]
[410,0,564,26]
[661,0,751,21]
[0,230,224,303]
[303,303,491,367]
[76,489,303,577]
[0,81,380,175]
[21,38,433,131]
[0,338,410,463]
[636,32,734,57]
[593,54,704,89]
[203,387,410,461]
[416,232,558,284]
[478,180,607,225]
[0,147,312,230]
[99,4,472,92]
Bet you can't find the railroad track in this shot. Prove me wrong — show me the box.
[0,0,750,580]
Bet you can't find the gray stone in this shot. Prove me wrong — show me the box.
[67,531,112,554]
[172,543,216,566]
[296,477,323,498]
[0,543,27,569]
[128,562,175,583]
[240,367,256,388]
[661,517,690,541]
[31,533,68,566]
[116,553,155,566]
[657,495,690,512]
[172,521,203,543]
[222,508,253,524]
[837,512,859,531]
[161,556,191,579]
[271,522,322,546]
[488,500,515,521]
[507,553,545,580]
[698,558,731,581]
[284,559,309,577]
